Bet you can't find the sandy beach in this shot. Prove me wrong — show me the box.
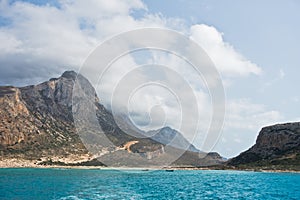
[0,158,299,173]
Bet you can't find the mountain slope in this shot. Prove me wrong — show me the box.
[147,127,200,152]
[227,123,300,171]
[0,78,87,158]
[0,71,223,167]
[114,114,200,152]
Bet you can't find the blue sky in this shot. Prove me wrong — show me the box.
[143,0,300,130]
[144,0,300,109]
[0,0,299,157]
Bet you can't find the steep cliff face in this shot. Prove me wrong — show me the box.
[228,123,300,170]
[0,72,88,158]
[0,86,32,147]
[0,71,223,167]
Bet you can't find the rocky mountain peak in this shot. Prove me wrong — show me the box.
[147,126,200,152]
[160,126,173,132]
[0,71,224,167]
[61,70,78,80]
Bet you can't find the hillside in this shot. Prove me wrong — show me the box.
[0,71,223,167]
[227,123,300,171]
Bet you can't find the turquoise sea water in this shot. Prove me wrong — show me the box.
[0,168,299,200]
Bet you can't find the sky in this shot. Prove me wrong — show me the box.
[0,0,299,158]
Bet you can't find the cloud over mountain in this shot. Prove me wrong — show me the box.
[0,0,282,158]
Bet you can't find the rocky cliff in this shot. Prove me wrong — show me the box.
[228,123,300,170]
[0,72,88,160]
[0,71,223,167]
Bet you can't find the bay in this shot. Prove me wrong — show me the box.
[0,168,299,199]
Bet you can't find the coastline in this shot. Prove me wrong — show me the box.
[1,159,299,173]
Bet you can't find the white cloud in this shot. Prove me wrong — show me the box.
[96,50,214,143]
[60,0,146,17]
[224,99,282,131]
[0,0,283,158]
[0,2,261,85]
[212,99,283,157]
[0,0,181,85]
[190,24,262,77]
[279,69,285,79]
[0,31,22,53]
[259,68,286,92]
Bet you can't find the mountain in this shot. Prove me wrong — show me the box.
[114,114,200,152]
[147,127,200,152]
[0,71,223,167]
[227,122,300,171]
[0,71,89,162]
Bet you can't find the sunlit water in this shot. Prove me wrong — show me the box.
[0,168,299,199]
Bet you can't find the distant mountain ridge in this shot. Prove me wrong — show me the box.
[147,126,200,152]
[0,71,223,167]
[114,113,200,152]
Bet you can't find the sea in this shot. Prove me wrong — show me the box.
[0,168,299,200]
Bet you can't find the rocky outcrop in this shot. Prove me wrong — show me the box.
[0,72,88,158]
[0,71,224,167]
[228,123,300,170]
[0,86,31,147]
